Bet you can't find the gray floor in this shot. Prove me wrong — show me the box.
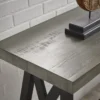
[81,83,100,100]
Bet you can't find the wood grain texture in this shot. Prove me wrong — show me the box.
[76,0,100,11]
[0,8,100,94]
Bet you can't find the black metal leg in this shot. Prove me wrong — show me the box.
[34,76,47,100]
[20,71,34,100]
[20,71,73,100]
[60,90,73,100]
[46,86,60,100]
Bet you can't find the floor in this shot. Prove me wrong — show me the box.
[81,83,100,100]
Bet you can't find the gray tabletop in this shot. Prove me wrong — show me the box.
[0,8,100,94]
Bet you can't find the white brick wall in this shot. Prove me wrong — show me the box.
[0,0,77,100]
[29,0,46,6]
[14,4,43,25]
[0,0,28,18]
[43,0,67,13]
[0,0,77,39]
[0,15,13,33]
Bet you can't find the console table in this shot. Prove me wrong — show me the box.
[0,8,100,100]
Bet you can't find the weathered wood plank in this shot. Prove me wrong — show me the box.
[0,8,100,94]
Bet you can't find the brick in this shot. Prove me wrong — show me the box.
[4,82,20,96]
[29,0,46,6]
[0,22,29,41]
[0,0,28,18]
[30,11,56,27]
[0,61,19,86]
[14,4,43,25]
[0,15,13,33]
[43,0,67,13]
[57,2,78,15]
[17,68,23,84]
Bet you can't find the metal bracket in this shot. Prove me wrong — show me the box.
[20,71,73,100]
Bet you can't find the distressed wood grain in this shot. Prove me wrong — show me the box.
[0,8,100,94]
[76,0,100,11]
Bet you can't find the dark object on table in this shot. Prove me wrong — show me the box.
[76,0,100,11]
[65,0,100,39]
[65,11,100,39]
